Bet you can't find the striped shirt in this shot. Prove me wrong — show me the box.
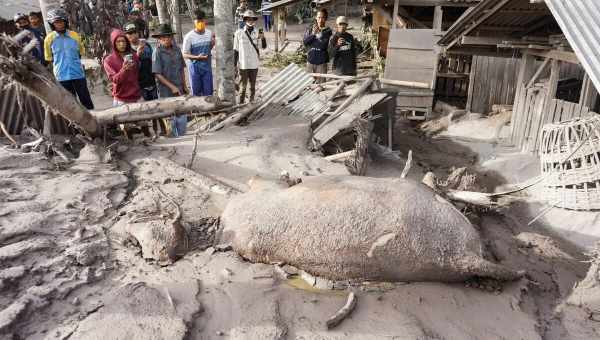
[182,29,213,73]
[261,0,272,15]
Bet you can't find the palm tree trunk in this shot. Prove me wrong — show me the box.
[155,0,170,24]
[38,0,60,33]
[171,0,183,44]
[214,0,236,103]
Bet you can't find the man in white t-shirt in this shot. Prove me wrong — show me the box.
[234,10,267,103]
[182,10,215,97]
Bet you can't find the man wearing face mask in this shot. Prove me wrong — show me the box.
[303,8,332,80]
[234,10,267,104]
[182,10,215,97]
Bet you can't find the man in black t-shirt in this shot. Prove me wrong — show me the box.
[328,16,357,76]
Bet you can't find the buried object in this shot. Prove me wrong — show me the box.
[221,176,524,282]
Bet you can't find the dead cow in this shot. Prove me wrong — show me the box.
[221,176,523,282]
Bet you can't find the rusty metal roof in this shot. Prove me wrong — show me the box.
[545,0,600,100]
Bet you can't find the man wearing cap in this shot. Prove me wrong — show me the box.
[234,10,267,104]
[329,16,357,76]
[129,8,149,39]
[182,10,216,97]
[13,13,44,64]
[235,0,249,29]
[44,9,94,110]
[303,8,332,81]
[152,24,189,137]
[125,22,166,136]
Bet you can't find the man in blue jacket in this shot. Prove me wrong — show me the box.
[303,8,332,81]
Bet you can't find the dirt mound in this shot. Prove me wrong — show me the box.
[221,175,523,282]
[0,147,128,338]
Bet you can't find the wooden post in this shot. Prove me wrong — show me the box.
[392,0,400,29]
[510,53,537,145]
[433,6,443,34]
[546,58,561,117]
[274,7,280,53]
[466,56,477,113]
[580,73,598,109]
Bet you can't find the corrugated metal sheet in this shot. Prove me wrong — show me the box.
[0,78,71,135]
[545,0,600,95]
[256,63,330,118]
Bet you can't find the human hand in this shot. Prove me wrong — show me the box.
[136,44,145,56]
[337,37,345,46]
[196,54,208,61]
[123,61,134,70]
[171,87,181,96]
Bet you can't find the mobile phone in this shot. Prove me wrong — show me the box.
[124,54,133,63]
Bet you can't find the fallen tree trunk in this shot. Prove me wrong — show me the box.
[92,96,232,125]
[1,35,233,137]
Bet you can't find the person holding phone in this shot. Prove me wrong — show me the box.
[152,24,189,137]
[329,16,357,76]
[303,8,332,82]
[234,10,267,104]
[103,29,150,138]
[182,10,215,97]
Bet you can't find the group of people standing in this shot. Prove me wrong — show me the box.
[12,3,355,139]
[304,8,357,78]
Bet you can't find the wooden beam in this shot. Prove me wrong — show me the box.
[461,36,507,46]
[526,49,579,65]
[433,6,443,34]
[393,0,477,6]
[397,6,428,29]
[392,0,400,29]
[510,53,537,144]
[446,0,512,50]
[579,74,598,108]
[526,58,550,89]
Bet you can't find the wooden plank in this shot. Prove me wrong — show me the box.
[446,0,512,50]
[313,93,388,146]
[461,36,507,46]
[466,56,477,112]
[526,49,580,65]
[527,89,547,153]
[392,0,400,29]
[510,54,537,143]
[526,58,550,89]
[433,6,443,34]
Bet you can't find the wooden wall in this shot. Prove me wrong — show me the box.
[466,55,521,114]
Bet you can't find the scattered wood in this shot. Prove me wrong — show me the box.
[328,81,347,101]
[317,78,375,128]
[400,150,413,179]
[187,133,200,169]
[326,292,357,330]
[208,102,261,132]
[325,150,355,162]
[378,78,430,89]
[0,121,17,146]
